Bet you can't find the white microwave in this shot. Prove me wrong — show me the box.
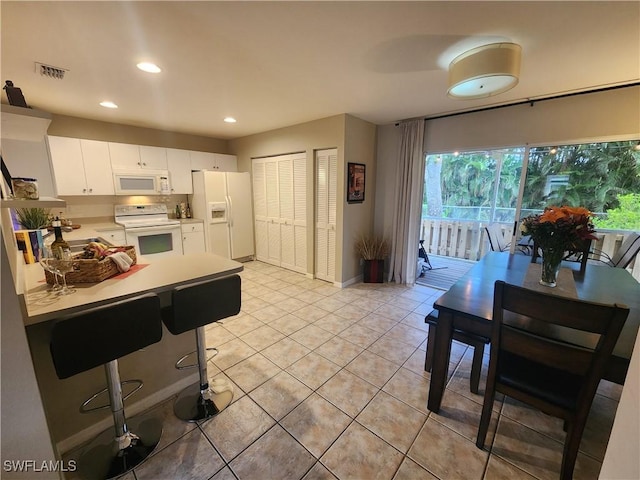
[113,170,171,196]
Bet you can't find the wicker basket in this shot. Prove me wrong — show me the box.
[44,246,137,284]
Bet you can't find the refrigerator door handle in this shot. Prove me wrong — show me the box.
[226,195,233,227]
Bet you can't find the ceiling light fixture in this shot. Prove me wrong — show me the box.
[100,101,118,109]
[223,117,237,123]
[136,62,161,73]
[447,43,522,99]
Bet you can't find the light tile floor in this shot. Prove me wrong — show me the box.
[66,260,622,480]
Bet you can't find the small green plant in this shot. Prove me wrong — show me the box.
[14,208,51,230]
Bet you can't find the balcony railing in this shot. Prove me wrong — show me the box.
[420,218,640,281]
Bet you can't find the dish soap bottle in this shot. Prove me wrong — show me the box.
[50,217,70,259]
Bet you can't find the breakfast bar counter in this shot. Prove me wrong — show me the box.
[21,252,243,455]
[22,252,243,325]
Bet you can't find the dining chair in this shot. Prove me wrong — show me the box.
[476,280,629,480]
[589,232,640,269]
[485,224,511,252]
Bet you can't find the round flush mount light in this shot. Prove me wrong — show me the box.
[223,117,237,123]
[447,43,521,99]
[99,101,118,109]
[136,62,161,73]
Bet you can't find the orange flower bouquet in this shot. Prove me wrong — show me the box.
[520,206,597,286]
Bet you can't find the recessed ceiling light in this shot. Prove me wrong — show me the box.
[137,62,161,73]
[100,101,118,109]
[223,117,237,123]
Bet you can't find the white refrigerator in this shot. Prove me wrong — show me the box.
[190,171,255,260]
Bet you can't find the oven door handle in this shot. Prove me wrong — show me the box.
[126,224,181,234]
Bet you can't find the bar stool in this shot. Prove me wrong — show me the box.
[161,274,241,422]
[50,293,163,479]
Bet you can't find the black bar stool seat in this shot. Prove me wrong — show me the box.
[50,294,163,480]
[162,274,241,422]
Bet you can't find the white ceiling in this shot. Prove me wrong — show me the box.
[2,1,639,140]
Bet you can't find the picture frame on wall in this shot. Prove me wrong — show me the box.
[347,162,365,203]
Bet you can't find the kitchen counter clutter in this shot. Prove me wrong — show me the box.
[23,251,243,326]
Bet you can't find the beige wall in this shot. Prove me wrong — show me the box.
[230,114,377,285]
[424,86,640,153]
[230,114,345,281]
[48,114,229,153]
[342,115,378,282]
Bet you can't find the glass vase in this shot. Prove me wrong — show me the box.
[540,247,564,287]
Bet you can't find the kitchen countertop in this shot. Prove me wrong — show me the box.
[22,252,243,326]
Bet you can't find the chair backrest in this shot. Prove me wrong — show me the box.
[485,224,509,252]
[491,281,628,410]
[610,232,640,268]
[50,294,162,379]
[162,274,241,335]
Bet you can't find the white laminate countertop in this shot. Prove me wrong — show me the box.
[22,253,243,326]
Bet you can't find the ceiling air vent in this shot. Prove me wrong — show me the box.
[35,62,67,80]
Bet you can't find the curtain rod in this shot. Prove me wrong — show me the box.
[395,82,640,125]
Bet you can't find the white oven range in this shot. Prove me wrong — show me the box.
[115,204,183,258]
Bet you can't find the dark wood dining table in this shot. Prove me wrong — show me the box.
[427,251,640,413]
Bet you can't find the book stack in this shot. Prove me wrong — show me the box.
[15,230,45,264]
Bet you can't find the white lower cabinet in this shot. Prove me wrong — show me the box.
[181,222,205,254]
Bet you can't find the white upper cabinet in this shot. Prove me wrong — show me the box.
[47,136,114,196]
[190,151,237,172]
[108,142,141,170]
[139,145,168,170]
[213,153,238,172]
[110,143,168,171]
[166,148,193,194]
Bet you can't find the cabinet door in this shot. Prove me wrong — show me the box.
[213,153,237,172]
[139,146,168,170]
[181,223,206,254]
[80,140,114,195]
[189,151,216,171]
[166,148,192,194]
[109,142,141,170]
[47,136,88,195]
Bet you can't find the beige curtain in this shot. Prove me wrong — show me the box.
[388,119,425,284]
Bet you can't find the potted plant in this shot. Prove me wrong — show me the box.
[355,234,390,283]
[14,208,51,230]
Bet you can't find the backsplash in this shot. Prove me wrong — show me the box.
[56,194,189,222]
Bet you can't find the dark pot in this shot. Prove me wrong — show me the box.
[363,259,384,283]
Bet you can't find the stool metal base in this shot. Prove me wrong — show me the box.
[76,414,162,479]
[174,380,233,422]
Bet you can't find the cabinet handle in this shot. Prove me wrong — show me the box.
[88,188,93,193]
[82,188,87,193]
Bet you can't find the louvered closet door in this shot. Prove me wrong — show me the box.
[252,161,269,262]
[265,160,281,265]
[315,149,337,282]
[279,158,296,270]
[252,153,306,272]
[292,155,307,271]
